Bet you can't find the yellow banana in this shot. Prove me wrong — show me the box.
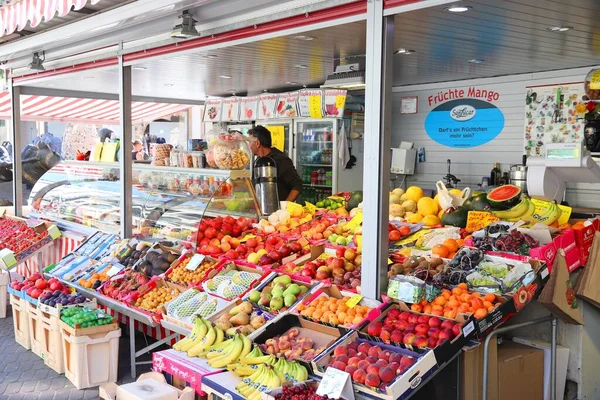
[179,319,208,353]
[208,335,244,368]
[213,326,224,346]
[187,325,217,357]
[240,353,275,365]
[173,317,203,351]
[507,198,535,222]
[239,334,252,359]
[492,197,530,219]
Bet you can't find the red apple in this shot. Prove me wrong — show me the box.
[336,247,346,258]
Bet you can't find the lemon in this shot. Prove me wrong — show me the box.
[449,188,462,196]
[405,186,424,202]
[422,215,441,226]
[417,197,439,216]
[407,213,424,224]
[438,208,445,220]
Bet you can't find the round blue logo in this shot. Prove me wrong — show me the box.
[424,99,504,148]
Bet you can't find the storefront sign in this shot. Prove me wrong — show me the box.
[424,98,505,148]
[298,89,324,118]
[240,96,259,120]
[323,89,347,117]
[258,93,277,119]
[220,97,240,122]
[203,99,222,122]
[275,92,299,118]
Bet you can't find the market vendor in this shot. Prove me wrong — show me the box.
[249,125,303,202]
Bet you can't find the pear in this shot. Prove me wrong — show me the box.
[230,301,253,315]
[283,284,301,297]
[270,296,284,311]
[272,286,284,298]
[226,327,238,336]
[259,293,272,307]
[230,312,250,327]
[214,317,232,331]
[250,315,266,329]
[299,285,308,294]
[273,275,292,286]
[284,293,297,308]
[248,290,261,303]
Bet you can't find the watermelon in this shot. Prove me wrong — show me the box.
[464,193,491,211]
[441,206,468,228]
[486,185,522,210]
[347,190,363,211]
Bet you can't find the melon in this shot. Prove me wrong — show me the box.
[389,194,402,205]
[405,186,424,202]
[486,185,522,210]
[392,188,405,197]
[463,193,491,211]
[346,190,363,211]
[390,204,405,217]
[441,206,468,228]
[417,197,439,216]
[422,215,441,227]
[407,213,424,224]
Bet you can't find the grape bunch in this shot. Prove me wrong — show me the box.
[448,248,483,271]
[493,230,539,255]
[473,236,494,252]
[485,224,509,235]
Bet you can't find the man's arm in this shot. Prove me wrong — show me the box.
[278,156,303,201]
[286,189,300,202]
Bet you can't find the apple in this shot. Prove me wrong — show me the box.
[258,255,273,266]
[290,242,302,253]
[268,251,281,262]
[344,248,356,261]
[278,245,292,257]
[336,247,346,258]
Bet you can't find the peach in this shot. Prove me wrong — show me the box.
[366,356,378,364]
[367,345,382,358]
[413,336,428,349]
[403,333,416,345]
[428,317,442,328]
[353,368,367,384]
[380,330,392,342]
[390,330,404,343]
[356,352,368,360]
[407,314,419,324]
[365,373,381,387]
[368,321,383,337]
[366,365,380,376]
[375,359,388,368]
[379,366,395,383]
[380,350,392,362]
[439,329,453,341]
[348,356,361,367]
[405,323,416,333]
[452,323,462,338]
[399,311,411,321]
[389,352,403,364]
[348,342,359,351]
[395,320,408,331]
[347,348,358,358]
[387,362,400,373]
[357,360,371,371]
[333,346,348,357]
[400,355,415,367]
[388,309,401,319]
[428,337,438,349]
[331,361,347,371]
[357,342,371,354]
[417,315,430,324]
[415,324,429,335]
[437,337,448,346]
[345,365,358,375]
[336,354,349,365]
[427,327,440,339]
[440,320,454,331]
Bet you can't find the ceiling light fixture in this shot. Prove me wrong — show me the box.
[133,66,148,71]
[321,63,365,90]
[467,58,485,64]
[394,49,416,55]
[295,64,308,69]
[547,26,573,32]
[28,52,45,72]
[446,5,472,12]
[294,35,316,41]
[220,75,232,79]
[171,10,201,39]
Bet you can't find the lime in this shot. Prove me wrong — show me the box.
[316,201,324,208]
[323,199,331,206]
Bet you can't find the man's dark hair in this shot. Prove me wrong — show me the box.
[249,125,272,148]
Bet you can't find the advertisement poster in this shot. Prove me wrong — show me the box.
[323,89,347,117]
[258,93,277,120]
[298,89,324,118]
[275,92,299,118]
[203,99,222,122]
[240,96,259,121]
[220,97,240,122]
[523,83,585,157]
[269,126,285,152]
[424,88,504,148]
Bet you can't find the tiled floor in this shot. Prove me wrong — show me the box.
[0,306,156,400]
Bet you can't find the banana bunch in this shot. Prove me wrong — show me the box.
[200,333,252,368]
[529,200,561,226]
[235,364,281,400]
[492,196,535,222]
[273,357,308,383]
[173,317,209,352]
[228,348,308,383]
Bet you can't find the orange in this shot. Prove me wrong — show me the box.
[487,306,495,312]
[458,303,470,313]
[484,293,496,303]
[432,304,443,311]
[448,252,456,259]
[456,238,465,247]
[443,238,459,253]
[411,304,423,312]
[461,293,472,303]
[420,299,429,306]
[451,287,463,297]
[432,244,450,258]
[471,298,484,309]
[352,316,364,325]
[457,283,468,291]
[337,312,347,321]
[448,298,460,308]
[423,305,433,314]
[446,309,457,319]
[471,292,481,299]
[474,308,488,319]
[434,296,447,306]
[431,309,443,316]
[297,303,306,311]
[442,289,452,299]
[483,301,493,309]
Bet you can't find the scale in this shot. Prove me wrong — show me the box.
[527,142,600,201]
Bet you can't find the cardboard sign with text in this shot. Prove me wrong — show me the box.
[466,211,500,233]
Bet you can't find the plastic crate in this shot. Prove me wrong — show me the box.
[61,326,121,390]
[10,295,30,349]
[39,308,64,373]
[26,301,44,358]
[0,270,8,319]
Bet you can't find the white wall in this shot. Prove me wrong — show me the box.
[392,66,600,208]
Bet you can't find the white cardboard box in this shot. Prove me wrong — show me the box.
[511,337,569,400]
[99,372,195,400]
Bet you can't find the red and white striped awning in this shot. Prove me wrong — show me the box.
[0,0,104,37]
[0,92,193,124]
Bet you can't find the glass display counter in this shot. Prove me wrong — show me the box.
[28,161,260,244]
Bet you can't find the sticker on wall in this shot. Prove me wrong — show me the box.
[424,99,505,148]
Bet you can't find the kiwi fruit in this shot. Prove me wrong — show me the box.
[407,258,419,269]
[430,258,443,268]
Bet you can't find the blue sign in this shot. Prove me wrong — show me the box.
[424,99,504,148]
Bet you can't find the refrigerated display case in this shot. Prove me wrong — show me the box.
[256,120,294,158]
[293,118,340,203]
[27,161,261,243]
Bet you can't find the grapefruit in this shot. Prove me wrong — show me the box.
[422,215,441,227]
[407,213,424,224]
[417,197,439,216]
[405,186,424,202]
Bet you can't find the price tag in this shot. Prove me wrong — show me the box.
[462,321,475,337]
[106,265,122,277]
[47,225,61,240]
[0,248,17,270]
[465,211,500,233]
[335,95,346,109]
[316,368,355,400]
[388,258,393,265]
[269,126,285,152]
[186,254,206,271]
[590,70,600,89]
[240,234,256,243]
[346,295,363,308]
[309,95,323,118]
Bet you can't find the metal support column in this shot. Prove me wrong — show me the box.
[9,80,23,216]
[482,316,554,400]
[361,0,394,299]
[119,56,132,238]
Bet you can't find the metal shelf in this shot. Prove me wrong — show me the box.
[299,164,332,167]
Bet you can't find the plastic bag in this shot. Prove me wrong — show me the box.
[435,181,470,210]
[213,132,251,170]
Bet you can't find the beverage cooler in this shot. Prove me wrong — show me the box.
[293,118,340,204]
[256,120,294,158]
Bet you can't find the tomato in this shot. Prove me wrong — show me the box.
[388,230,402,241]
[399,226,411,236]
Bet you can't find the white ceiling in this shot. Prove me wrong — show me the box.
[24,0,600,101]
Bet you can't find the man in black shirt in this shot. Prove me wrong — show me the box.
[248,126,303,202]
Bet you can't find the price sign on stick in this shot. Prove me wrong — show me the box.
[316,367,355,399]
[465,211,500,233]
[186,254,206,271]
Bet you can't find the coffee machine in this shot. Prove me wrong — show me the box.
[253,156,279,215]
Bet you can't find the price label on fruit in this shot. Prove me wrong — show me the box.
[186,254,205,271]
[530,198,572,225]
[106,265,122,277]
[465,211,500,233]
[590,70,600,89]
[346,295,363,308]
[316,367,355,399]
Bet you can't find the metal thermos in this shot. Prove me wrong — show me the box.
[509,156,528,193]
[253,156,280,216]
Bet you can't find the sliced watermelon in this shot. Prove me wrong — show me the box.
[487,185,522,210]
